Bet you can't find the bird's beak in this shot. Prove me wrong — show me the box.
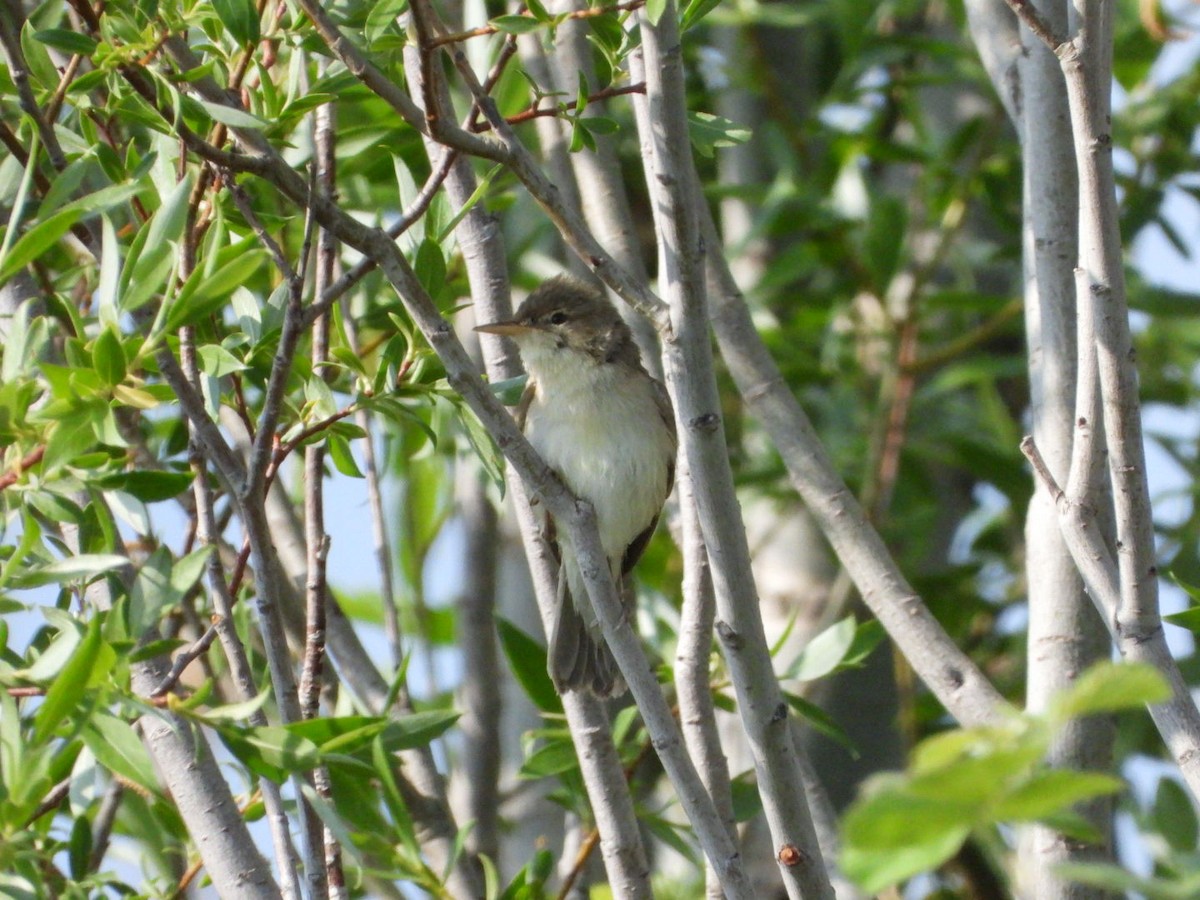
[474,320,532,336]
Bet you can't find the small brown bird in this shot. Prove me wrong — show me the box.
[476,277,677,696]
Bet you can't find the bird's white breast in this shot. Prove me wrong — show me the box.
[522,346,674,563]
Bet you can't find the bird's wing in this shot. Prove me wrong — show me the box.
[621,378,677,577]
[621,513,659,577]
[652,377,678,496]
[653,380,676,440]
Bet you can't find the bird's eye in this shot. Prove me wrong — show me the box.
[549,311,568,325]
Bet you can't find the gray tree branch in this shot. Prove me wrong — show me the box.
[633,7,833,896]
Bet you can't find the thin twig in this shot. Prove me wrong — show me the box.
[1001,0,1069,50]
[905,297,1022,374]
[44,53,84,123]
[0,0,67,171]
[304,147,459,327]
[0,446,45,489]
[429,0,645,48]
[150,618,221,696]
[557,828,602,900]
[472,82,647,133]
[180,293,304,899]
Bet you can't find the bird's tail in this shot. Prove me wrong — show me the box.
[548,574,627,698]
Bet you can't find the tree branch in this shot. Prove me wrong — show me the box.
[633,7,832,896]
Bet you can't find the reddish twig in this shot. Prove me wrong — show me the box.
[6,686,45,697]
[263,404,358,486]
[0,446,46,490]
[556,719,659,898]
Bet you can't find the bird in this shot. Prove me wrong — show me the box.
[475,276,677,696]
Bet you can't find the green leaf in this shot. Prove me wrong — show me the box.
[729,770,764,823]
[92,326,127,387]
[1164,606,1200,633]
[496,617,561,714]
[61,181,145,219]
[1050,661,1171,722]
[437,164,503,244]
[687,111,751,158]
[217,723,322,782]
[842,824,970,894]
[783,691,856,754]
[378,710,461,752]
[785,616,856,681]
[276,92,335,123]
[20,21,59,88]
[211,0,260,44]
[128,547,174,635]
[122,176,191,311]
[197,343,248,378]
[171,547,212,598]
[575,70,589,116]
[520,739,579,779]
[95,470,194,502]
[33,616,106,742]
[189,689,270,722]
[0,207,85,284]
[991,769,1123,821]
[197,99,267,129]
[128,638,187,662]
[96,214,120,326]
[304,374,338,421]
[568,118,594,153]
[863,194,907,293]
[414,238,447,305]
[1153,777,1199,852]
[0,300,45,383]
[0,511,42,592]
[489,374,529,406]
[581,116,618,135]
[490,14,540,34]
[365,0,410,42]
[83,712,159,794]
[642,813,700,865]
[839,619,885,669]
[168,244,267,330]
[33,29,98,56]
[458,402,506,494]
[644,0,668,26]
[587,12,624,52]
[25,490,85,525]
[19,553,128,588]
[284,715,389,753]
[371,737,421,856]
[846,779,975,852]
[68,816,92,881]
[681,0,722,30]
[909,726,1046,800]
[22,622,79,684]
[129,546,211,635]
[327,433,364,478]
